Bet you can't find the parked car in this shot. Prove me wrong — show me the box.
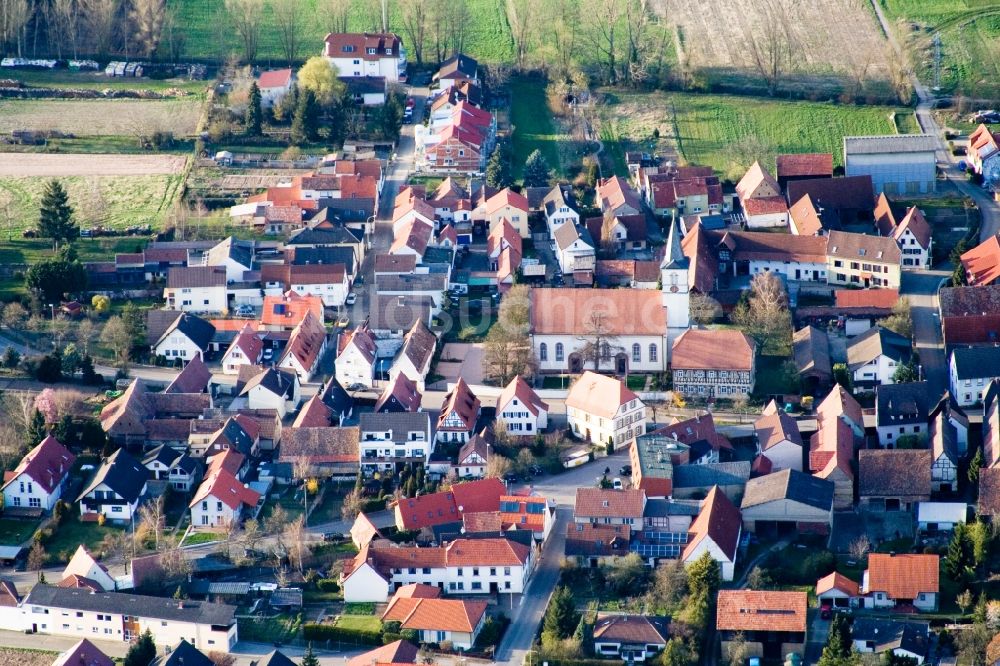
[820,602,832,620]
[612,478,623,490]
[337,315,351,328]
[619,465,632,477]
[263,348,273,361]
[345,293,357,306]
[234,304,255,317]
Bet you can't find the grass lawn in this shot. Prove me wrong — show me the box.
[510,79,563,179]
[11,69,209,95]
[43,515,123,563]
[172,0,516,64]
[259,487,306,524]
[0,98,203,136]
[0,237,149,266]
[335,614,382,632]
[0,518,39,546]
[310,486,345,525]
[753,355,799,399]
[541,375,573,390]
[183,531,221,546]
[0,174,183,235]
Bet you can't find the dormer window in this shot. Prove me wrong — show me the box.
[385,48,393,55]
[602,500,609,507]
[367,47,377,55]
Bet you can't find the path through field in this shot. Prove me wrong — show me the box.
[0,154,186,177]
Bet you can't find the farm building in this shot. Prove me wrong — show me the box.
[843,135,937,195]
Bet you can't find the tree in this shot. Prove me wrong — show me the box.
[968,520,991,569]
[485,149,513,189]
[883,299,913,338]
[970,447,984,484]
[522,149,552,187]
[225,0,264,62]
[689,293,722,325]
[739,0,798,96]
[37,179,78,249]
[506,0,536,69]
[957,589,974,616]
[660,638,695,666]
[399,0,429,65]
[746,566,772,590]
[833,363,852,391]
[955,623,990,666]
[542,586,580,642]
[130,0,166,57]
[137,495,165,551]
[484,324,535,385]
[26,408,46,449]
[379,93,404,140]
[27,540,45,579]
[272,0,303,64]
[283,516,307,572]
[485,454,512,479]
[687,551,720,597]
[576,310,620,371]
[731,271,792,355]
[124,629,156,666]
[848,535,871,561]
[25,254,88,304]
[945,522,973,581]
[291,88,320,145]
[891,360,919,384]
[91,294,111,314]
[297,57,345,108]
[100,316,132,368]
[61,343,80,376]
[322,0,350,33]
[245,81,262,136]
[583,0,622,83]
[726,632,751,666]
[341,487,364,520]
[2,346,20,370]
[603,552,649,594]
[301,644,319,666]
[515,448,535,474]
[1,302,27,330]
[646,559,688,610]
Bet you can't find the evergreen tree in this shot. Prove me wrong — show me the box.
[1,346,20,369]
[37,179,78,249]
[301,643,319,666]
[486,149,513,189]
[25,253,88,304]
[945,522,972,580]
[291,88,320,145]
[120,301,147,359]
[26,408,46,449]
[969,447,984,484]
[54,414,75,445]
[522,149,552,187]
[246,82,263,136]
[380,94,404,140]
[687,551,721,597]
[542,586,580,640]
[123,629,156,666]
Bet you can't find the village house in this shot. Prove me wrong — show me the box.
[874,199,933,269]
[257,68,293,108]
[2,435,75,513]
[816,572,861,610]
[792,325,833,392]
[392,478,504,531]
[454,429,491,479]
[543,185,580,238]
[496,376,549,435]
[322,32,406,82]
[851,619,930,664]
[278,427,360,478]
[950,346,1000,407]
[389,320,437,391]
[142,445,200,493]
[260,291,325,331]
[189,454,262,529]
[435,53,479,88]
[77,449,148,523]
[736,162,788,229]
[861,553,939,611]
[203,237,253,283]
[382,593,487,650]
[239,367,301,418]
[846,326,912,387]
[786,175,875,227]
[717,590,807,661]
[597,176,643,217]
[375,373,422,413]
[960,234,1000,287]
[163,267,228,314]
[566,372,646,448]
[671,329,756,399]
[479,188,530,238]
[740,469,834,536]
[574,488,646,526]
[826,230,902,289]
[681,486,742,581]
[436,379,481,444]
[939,285,1000,349]
[565,522,632,567]
[150,312,215,362]
[336,324,378,389]
[917,502,967,532]
[809,414,855,510]
[817,385,866,439]
[875,381,931,447]
[554,223,596,276]
[20,585,238,651]
[929,407,959,493]
[221,323,263,375]
[592,615,670,663]
[775,152,833,189]
[859,449,932,512]
[968,123,1000,181]
[754,401,803,472]
[530,288,667,374]
[276,311,328,383]
[52,639,114,666]
[358,412,433,474]
[60,545,116,592]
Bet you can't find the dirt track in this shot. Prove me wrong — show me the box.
[0,153,186,177]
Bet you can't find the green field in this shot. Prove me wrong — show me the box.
[170,0,516,64]
[0,98,203,136]
[8,69,209,95]
[510,79,563,177]
[602,91,907,180]
[0,174,183,234]
[335,614,382,632]
[0,518,39,546]
[881,0,1000,100]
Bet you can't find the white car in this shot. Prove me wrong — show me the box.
[345,293,357,306]
[612,478,623,490]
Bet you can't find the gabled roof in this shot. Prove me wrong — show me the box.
[278,310,327,372]
[253,651,299,666]
[786,176,875,214]
[834,288,900,309]
[827,230,900,263]
[755,402,803,451]
[952,345,1000,380]
[292,394,333,428]
[865,553,939,598]
[436,53,479,80]
[876,381,931,427]
[341,323,378,365]
[164,355,211,394]
[846,325,911,370]
[456,428,492,466]
[574,488,645,519]
[150,640,213,666]
[682,486,741,561]
[393,478,504,530]
[484,188,529,215]
[530,288,665,337]
[543,184,577,218]
[816,571,859,597]
[375,373,422,412]
[398,319,437,372]
[497,376,549,418]
[960,234,1000,286]
[2,435,74,494]
[716,590,807,632]
[775,153,833,179]
[671,329,755,371]
[154,313,215,352]
[650,412,732,451]
[347,641,419,666]
[382,596,488,633]
[205,236,253,271]
[391,218,434,256]
[792,325,832,380]
[593,614,669,645]
[788,194,825,236]
[52,639,115,666]
[858,449,931,497]
[189,468,260,511]
[278,427,359,464]
[817,385,864,431]
[323,32,402,59]
[894,206,932,249]
[166,266,226,289]
[810,416,854,480]
[874,192,896,236]
[597,176,642,213]
[258,68,292,89]
[565,522,631,557]
[78,449,146,504]
[554,222,595,251]
[207,449,245,477]
[735,161,781,201]
[225,323,263,364]
[566,371,640,420]
[240,367,298,400]
[741,468,834,512]
[261,292,325,328]
[437,378,480,431]
[25,585,235,625]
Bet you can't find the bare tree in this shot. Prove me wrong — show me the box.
[225,0,264,63]
[321,0,350,33]
[240,518,261,554]
[576,310,621,371]
[848,535,871,561]
[484,325,536,385]
[81,0,120,56]
[583,0,623,84]
[47,0,80,59]
[739,0,798,96]
[485,454,512,479]
[263,504,287,535]
[547,0,579,79]
[159,546,192,581]
[689,293,722,325]
[0,0,31,57]
[272,0,304,64]
[28,541,46,579]
[137,496,165,551]
[731,271,792,356]
[428,0,451,63]
[341,488,364,521]
[506,0,535,70]
[130,0,166,58]
[399,0,428,65]
[622,0,652,85]
[283,516,307,573]
[160,4,186,62]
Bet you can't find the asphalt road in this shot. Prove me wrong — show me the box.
[901,270,951,396]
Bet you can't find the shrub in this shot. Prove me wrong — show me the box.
[302,623,382,645]
[316,579,340,593]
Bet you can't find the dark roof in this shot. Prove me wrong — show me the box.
[952,346,1000,380]
[147,309,185,346]
[643,498,701,517]
[846,326,912,370]
[142,444,181,469]
[52,639,114,666]
[287,246,356,274]
[150,641,213,666]
[78,449,147,504]
[164,355,212,394]
[851,618,929,657]
[672,462,751,489]
[24,585,236,625]
[437,53,478,80]
[166,266,226,289]
[155,313,215,352]
[786,176,875,213]
[320,377,354,417]
[593,614,670,645]
[876,381,931,427]
[793,326,832,380]
[858,449,932,497]
[741,468,834,511]
[342,76,386,95]
[288,225,363,247]
[371,294,433,332]
[358,412,431,443]
[240,367,298,400]
[254,650,300,666]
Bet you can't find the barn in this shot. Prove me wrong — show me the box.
[740,468,834,536]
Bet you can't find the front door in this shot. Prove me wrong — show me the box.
[569,353,582,374]
[616,353,627,374]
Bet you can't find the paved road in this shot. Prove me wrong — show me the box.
[901,270,950,396]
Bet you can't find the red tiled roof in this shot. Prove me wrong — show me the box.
[279,310,327,372]
[293,395,333,428]
[682,486,741,561]
[437,378,480,432]
[323,32,401,59]
[499,495,548,530]
[497,376,548,418]
[650,412,732,451]
[671,329,754,371]
[484,188,529,215]
[189,468,260,511]
[962,234,1000,287]
[566,371,640,420]
[788,194,824,236]
[3,435,75,494]
[894,206,932,249]
[834,289,900,309]
[530,288,666,337]
[394,478,504,530]
[817,385,864,431]
[574,488,645,519]
[207,449,245,477]
[258,68,292,89]
[716,590,807,632]
[775,153,833,178]
[742,195,788,216]
[261,291,325,327]
[816,571,859,597]
[375,373,422,412]
[865,554,939,599]
[347,640,419,666]
[382,596,487,633]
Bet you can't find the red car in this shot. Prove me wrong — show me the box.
[820,602,832,619]
[406,97,415,109]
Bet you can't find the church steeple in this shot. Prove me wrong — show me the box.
[661,214,689,270]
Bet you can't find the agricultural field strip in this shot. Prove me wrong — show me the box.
[0,98,203,136]
[0,154,187,177]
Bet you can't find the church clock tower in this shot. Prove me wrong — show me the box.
[661,215,690,340]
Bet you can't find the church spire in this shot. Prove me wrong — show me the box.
[661,213,688,269]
